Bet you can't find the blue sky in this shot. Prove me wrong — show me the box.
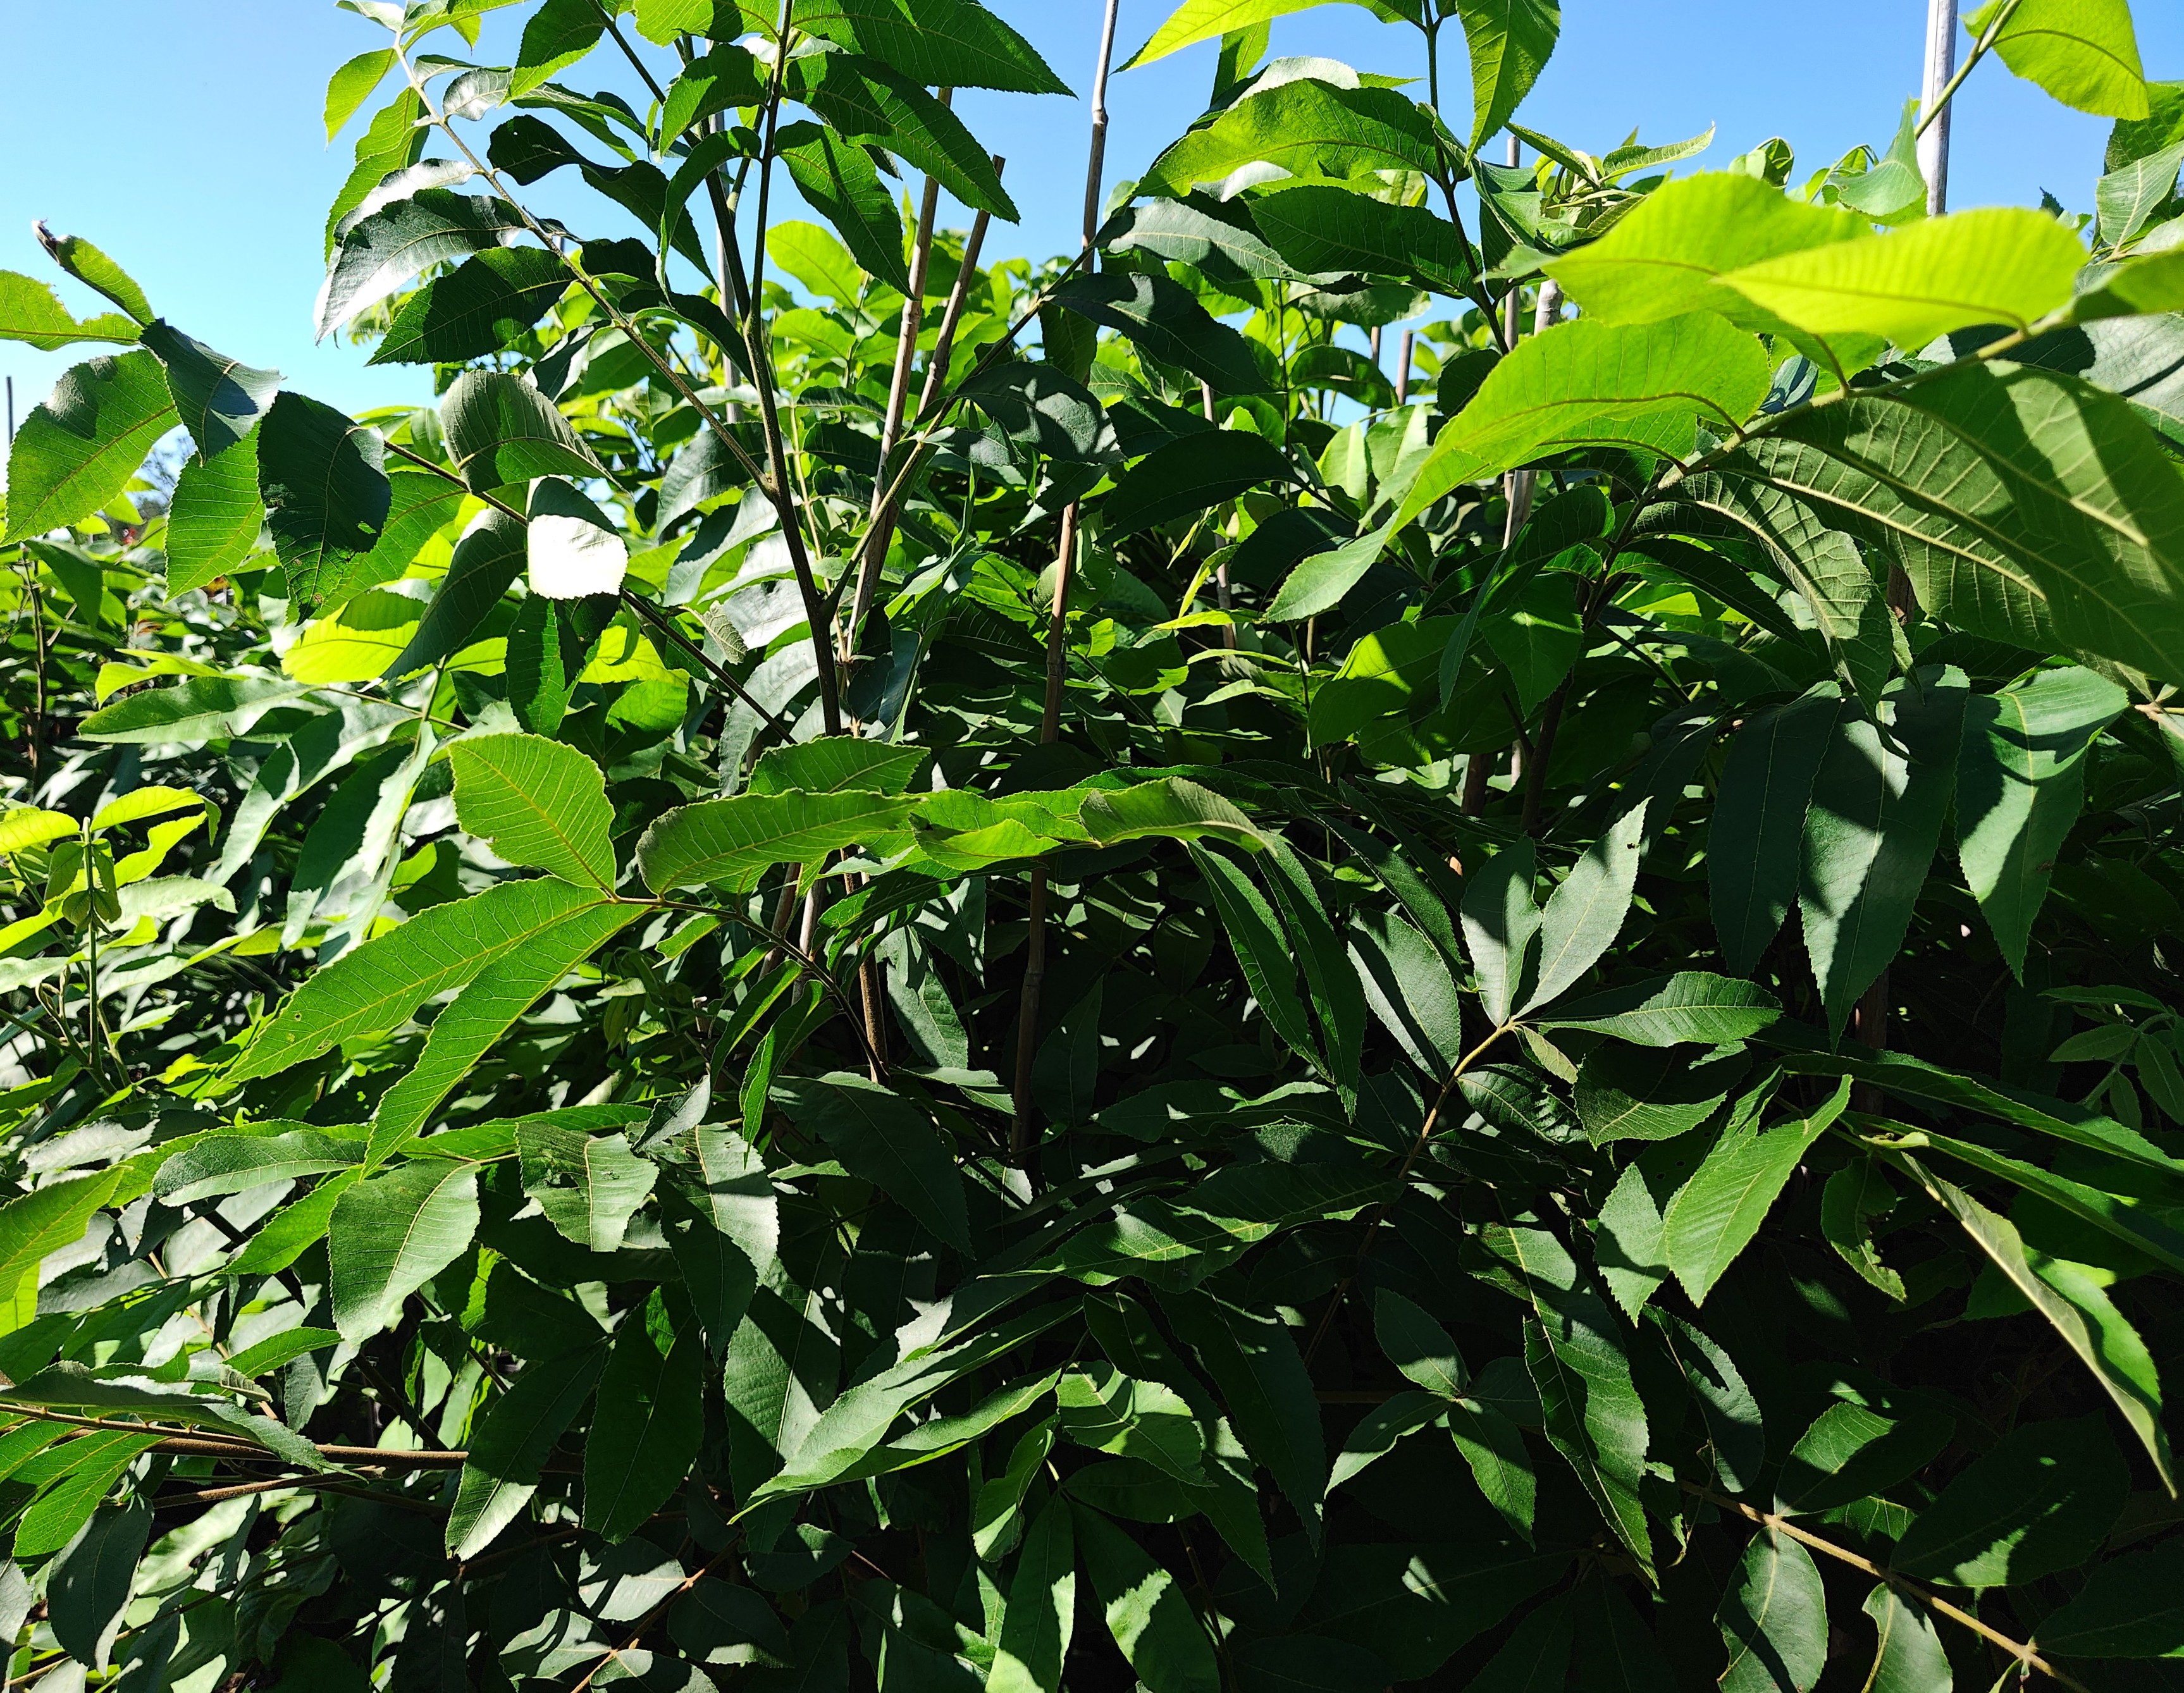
[1,0,2178,436]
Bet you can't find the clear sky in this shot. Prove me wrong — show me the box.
[2,0,2179,440]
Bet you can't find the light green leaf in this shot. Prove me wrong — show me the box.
[1969,0,2148,121]
[324,47,396,139]
[638,790,913,893]
[584,1290,705,1542]
[4,353,178,543]
[154,1131,365,1204]
[1546,171,1870,329]
[1663,1078,1851,1303]
[0,1172,124,1334]
[1539,968,1777,1043]
[1717,207,2087,350]
[1595,1160,1670,1320]
[366,897,644,1165]
[1956,666,2126,976]
[1140,78,1441,198]
[447,1341,605,1560]
[1161,1289,1327,1542]
[0,272,141,352]
[1458,0,1560,151]
[1717,1529,1826,1693]
[35,231,152,326]
[510,0,603,96]
[451,734,617,889]
[1397,314,1771,531]
[1123,0,1332,70]
[166,429,266,594]
[1524,801,1648,1014]
[328,1160,481,1341]
[230,876,606,1082]
[1075,1505,1221,1693]
[1264,523,1392,622]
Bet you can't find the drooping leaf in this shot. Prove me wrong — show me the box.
[1734,361,2184,686]
[519,1120,658,1253]
[256,390,392,606]
[1799,674,1967,1035]
[1075,1505,1221,1693]
[1536,972,1781,1046]
[370,247,570,366]
[441,368,604,490]
[2038,1537,2184,1658]
[988,1494,1076,1693]
[1956,665,2126,976]
[446,1341,606,1559]
[1708,687,1842,975]
[1524,802,1647,1014]
[586,1291,706,1542]
[1716,1529,1826,1693]
[1891,1412,2127,1586]
[1968,0,2149,121]
[315,189,524,337]
[798,0,1068,95]
[139,323,279,462]
[0,272,141,352]
[229,876,607,1082]
[166,428,266,593]
[1397,314,1771,531]
[1052,269,1265,395]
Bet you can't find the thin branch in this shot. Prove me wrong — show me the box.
[1915,0,2024,139]
[1686,1485,2091,1693]
[620,589,791,734]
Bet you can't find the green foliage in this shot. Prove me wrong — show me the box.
[2,4,2183,1691]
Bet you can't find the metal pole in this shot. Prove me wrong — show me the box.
[5,376,13,447]
[1920,0,1959,216]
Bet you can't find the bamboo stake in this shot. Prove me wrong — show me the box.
[1013,0,1121,1165]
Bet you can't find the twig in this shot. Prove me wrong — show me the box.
[620,590,790,734]
[846,104,949,655]
[1685,1484,2091,1693]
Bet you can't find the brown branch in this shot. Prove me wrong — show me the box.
[845,103,949,657]
[1686,1484,2091,1693]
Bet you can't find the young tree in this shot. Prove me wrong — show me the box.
[2,1,2183,1689]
